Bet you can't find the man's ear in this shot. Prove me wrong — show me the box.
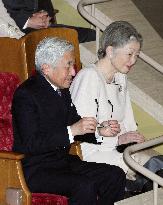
[41,64,50,75]
[106,46,114,58]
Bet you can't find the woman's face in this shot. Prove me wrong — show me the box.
[109,41,141,74]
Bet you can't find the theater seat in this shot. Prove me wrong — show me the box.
[0,72,20,151]
[0,72,72,205]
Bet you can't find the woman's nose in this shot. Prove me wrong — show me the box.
[131,55,138,65]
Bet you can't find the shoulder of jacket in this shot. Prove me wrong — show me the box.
[76,64,100,80]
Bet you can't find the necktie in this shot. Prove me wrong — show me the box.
[57,88,62,96]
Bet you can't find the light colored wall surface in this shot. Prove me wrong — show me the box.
[53,0,90,27]
[132,103,163,153]
[53,0,163,153]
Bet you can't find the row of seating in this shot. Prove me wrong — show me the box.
[0,27,82,82]
[0,28,82,205]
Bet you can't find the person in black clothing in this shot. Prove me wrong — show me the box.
[2,0,96,43]
[11,37,125,205]
[126,155,163,195]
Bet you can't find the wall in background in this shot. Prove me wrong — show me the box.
[53,0,90,27]
[132,103,163,153]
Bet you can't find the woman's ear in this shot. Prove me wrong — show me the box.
[41,64,50,75]
[106,46,113,58]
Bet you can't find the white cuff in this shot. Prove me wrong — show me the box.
[23,18,30,29]
[67,126,74,143]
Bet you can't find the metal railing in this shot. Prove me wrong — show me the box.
[77,0,163,74]
[124,135,163,205]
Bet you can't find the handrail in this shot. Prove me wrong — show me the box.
[77,0,108,31]
[124,135,163,187]
[77,0,163,74]
[124,135,163,205]
[139,51,163,74]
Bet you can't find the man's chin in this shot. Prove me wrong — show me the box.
[63,82,71,88]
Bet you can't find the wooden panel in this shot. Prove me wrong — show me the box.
[0,37,28,82]
[0,158,31,205]
[69,142,83,160]
[22,27,81,76]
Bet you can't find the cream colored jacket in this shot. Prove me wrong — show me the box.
[70,64,137,148]
[70,65,156,174]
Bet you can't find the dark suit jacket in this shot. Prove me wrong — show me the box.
[2,0,55,32]
[12,73,97,183]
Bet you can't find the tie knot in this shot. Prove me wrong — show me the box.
[57,88,62,96]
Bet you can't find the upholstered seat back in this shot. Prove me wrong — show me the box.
[0,38,28,81]
[22,27,81,76]
[0,72,20,151]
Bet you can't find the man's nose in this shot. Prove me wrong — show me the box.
[70,65,76,76]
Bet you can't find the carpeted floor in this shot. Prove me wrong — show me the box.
[132,0,163,38]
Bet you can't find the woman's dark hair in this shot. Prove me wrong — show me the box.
[97,21,143,59]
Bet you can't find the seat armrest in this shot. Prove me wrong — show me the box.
[0,151,31,205]
[0,151,24,160]
[69,141,83,160]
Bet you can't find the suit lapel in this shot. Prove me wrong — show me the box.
[36,74,68,120]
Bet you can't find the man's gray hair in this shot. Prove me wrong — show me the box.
[35,37,74,73]
[98,21,143,59]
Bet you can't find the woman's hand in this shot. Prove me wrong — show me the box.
[98,120,121,137]
[118,131,145,145]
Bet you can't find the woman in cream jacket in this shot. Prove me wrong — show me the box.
[0,0,24,39]
[70,21,156,177]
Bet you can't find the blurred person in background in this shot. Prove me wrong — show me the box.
[2,0,96,43]
[0,0,24,38]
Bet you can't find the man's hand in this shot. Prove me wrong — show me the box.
[70,117,97,136]
[27,11,51,29]
[118,131,145,145]
[98,120,121,137]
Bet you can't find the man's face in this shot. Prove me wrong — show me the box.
[43,50,76,88]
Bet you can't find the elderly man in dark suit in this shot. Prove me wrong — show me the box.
[2,0,96,43]
[12,37,125,205]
